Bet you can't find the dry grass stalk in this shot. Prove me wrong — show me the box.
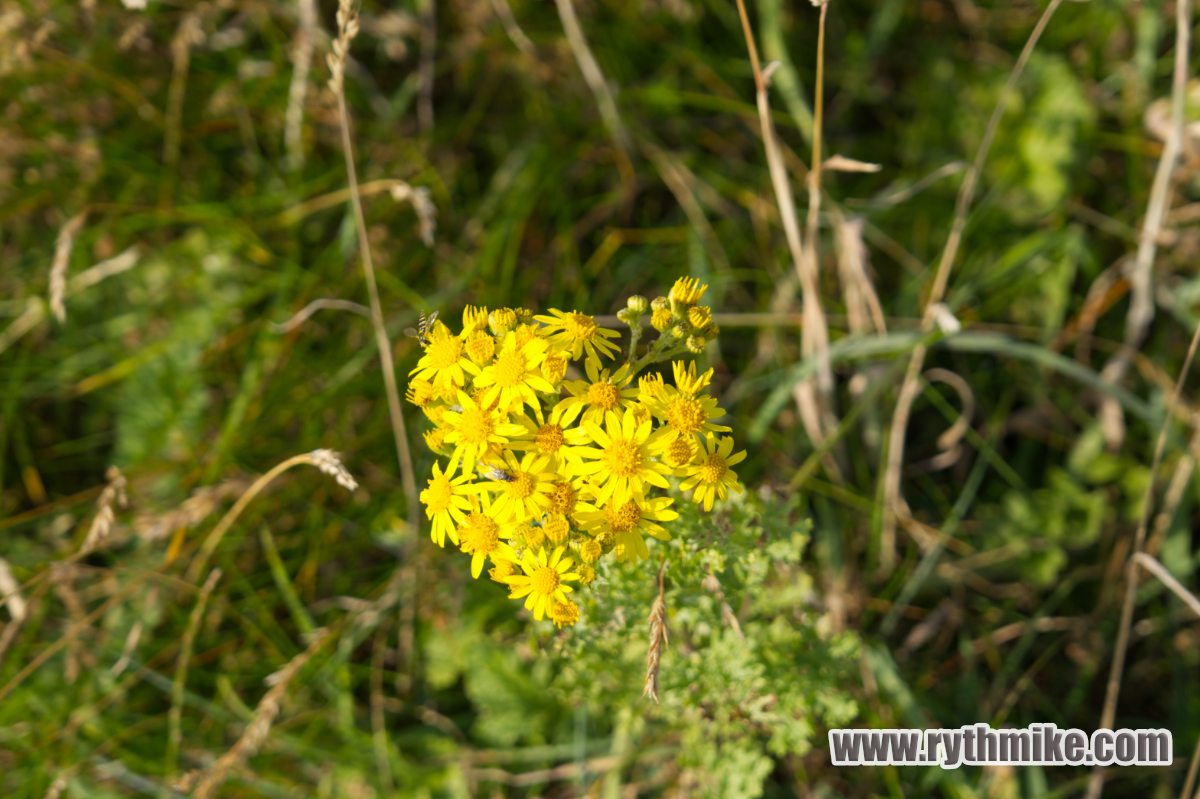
[70,245,141,293]
[81,466,128,553]
[48,210,88,324]
[0,579,47,673]
[919,368,974,472]
[285,0,317,173]
[880,0,1065,576]
[417,0,436,133]
[167,568,222,775]
[327,0,421,542]
[388,181,438,246]
[1095,0,1193,452]
[0,297,46,358]
[832,212,886,337]
[185,450,359,583]
[733,0,837,467]
[0,572,152,704]
[553,0,635,188]
[270,298,371,334]
[643,565,668,703]
[111,585,159,676]
[162,11,205,206]
[1088,315,1200,799]
[191,627,333,799]
[134,477,250,543]
[0,557,27,624]
[50,564,93,684]
[490,0,535,57]
[641,143,732,274]
[1145,446,1196,559]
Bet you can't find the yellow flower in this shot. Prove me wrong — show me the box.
[504,546,579,621]
[556,359,638,428]
[490,307,519,335]
[578,538,602,563]
[457,495,518,579]
[508,403,588,473]
[575,496,678,563]
[672,361,712,396]
[645,371,730,450]
[406,378,435,406]
[441,390,525,477]
[542,514,571,544]
[680,434,747,511]
[573,408,670,506]
[409,322,481,391]
[669,277,708,307]
[541,353,569,385]
[534,309,621,368]
[477,449,557,523]
[463,305,490,334]
[474,331,555,412]
[660,434,699,474]
[576,563,596,585]
[489,558,518,584]
[420,459,475,547]
[687,306,712,329]
[551,599,580,628]
[423,425,450,455]
[463,331,496,367]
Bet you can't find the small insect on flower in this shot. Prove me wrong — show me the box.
[482,464,516,482]
[404,310,440,348]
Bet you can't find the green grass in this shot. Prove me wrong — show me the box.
[1,0,1199,796]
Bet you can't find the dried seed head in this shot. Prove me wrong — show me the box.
[81,466,128,553]
[309,449,359,492]
[49,211,88,324]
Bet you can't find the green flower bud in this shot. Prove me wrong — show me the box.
[686,335,707,354]
[626,295,649,315]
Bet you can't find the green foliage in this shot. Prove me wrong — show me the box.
[3,0,1200,795]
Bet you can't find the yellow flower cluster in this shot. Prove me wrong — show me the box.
[407,278,744,628]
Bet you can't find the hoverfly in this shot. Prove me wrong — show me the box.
[404,310,439,348]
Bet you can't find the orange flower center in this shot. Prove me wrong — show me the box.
[531,566,560,596]
[426,335,463,369]
[602,439,641,478]
[494,349,527,388]
[535,424,565,453]
[666,397,705,435]
[699,452,728,484]
[604,500,641,533]
[563,313,597,341]
[459,512,499,554]
[587,381,621,411]
[423,475,454,512]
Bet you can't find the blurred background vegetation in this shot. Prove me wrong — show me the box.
[2,0,1200,795]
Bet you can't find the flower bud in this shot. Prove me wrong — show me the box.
[626,295,649,314]
[702,321,721,339]
[650,307,672,332]
[617,307,640,327]
[651,296,670,311]
[576,563,596,585]
[687,305,712,329]
[686,335,707,354]
[489,308,518,335]
[670,321,692,339]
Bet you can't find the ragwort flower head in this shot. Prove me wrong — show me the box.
[406,276,743,631]
[534,309,621,368]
